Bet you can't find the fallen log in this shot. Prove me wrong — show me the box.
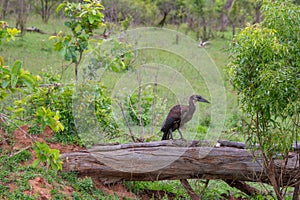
[61,140,300,186]
[26,26,46,34]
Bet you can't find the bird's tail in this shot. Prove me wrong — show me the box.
[161,131,169,140]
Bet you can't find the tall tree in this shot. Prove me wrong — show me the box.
[156,0,175,27]
[101,0,159,25]
[34,0,62,23]
[219,0,235,31]
[1,0,10,20]
[254,0,262,23]
[15,0,26,36]
[188,0,222,40]
[51,0,105,81]
[228,0,300,198]
[228,0,253,37]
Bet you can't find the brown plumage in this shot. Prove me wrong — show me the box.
[161,95,210,140]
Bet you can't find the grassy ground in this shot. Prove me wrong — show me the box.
[1,16,69,74]
[0,15,258,199]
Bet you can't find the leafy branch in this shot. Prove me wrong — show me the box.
[50,0,105,81]
[32,141,63,172]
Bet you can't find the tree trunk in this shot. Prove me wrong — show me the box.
[180,179,201,200]
[40,0,45,22]
[158,12,168,27]
[44,0,49,23]
[202,16,207,41]
[255,4,262,23]
[2,0,9,20]
[232,21,235,37]
[293,183,300,200]
[224,179,261,196]
[61,140,300,186]
[40,0,56,23]
[219,0,235,31]
[15,0,26,36]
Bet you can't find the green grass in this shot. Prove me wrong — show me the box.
[1,16,69,74]
[126,179,251,200]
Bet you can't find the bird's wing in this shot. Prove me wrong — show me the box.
[161,105,188,131]
[161,117,178,131]
[161,105,180,131]
[170,105,190,118]
[179,105,189,120]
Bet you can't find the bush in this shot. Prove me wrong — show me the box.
[10,71,119,144]
[126,84,168,127]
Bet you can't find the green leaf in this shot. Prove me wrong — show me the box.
[1,79,9,88]
[63,47,72,61]
[49,35,57,40]
[79,10,88,18]
[88,15,95,24]
[0,66,10,75]
[32,159,41,168]
[10,75,18,88]
[56,3,66,13]
[75,25,82,33]
[19,74,35,90]
[13,107,25,114]
[11,61,22,88]
[111,63,120,72]
[54,41,64,51]
[11,60,22,74]
[64,21,72,28]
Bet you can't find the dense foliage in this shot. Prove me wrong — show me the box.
[127,84,167,127]
[228,0,299,198]
[229,0,299,154]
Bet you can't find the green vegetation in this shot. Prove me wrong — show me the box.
[32,141,63,172]
[228,1,300,198]
[0,21,20,45]
[51,0,105,81]
[1,16,69,74]
[0,0,299,199]
[0,151,118,199]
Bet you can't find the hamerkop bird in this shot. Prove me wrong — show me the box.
[161,95,210,140]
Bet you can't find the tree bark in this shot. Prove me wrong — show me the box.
[15,0,26,36]
[293,183,300,200]
[255,3,262,23]
[180,179,201,200]
[61,140,300,186]
[2,0,9,20]
[224,179,261,196]
[158,12,168,27]
[219,0,235,31]
[40,0,57,23]
[231,22,235,37]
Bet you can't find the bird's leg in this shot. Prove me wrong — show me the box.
[169,129,173,140]
[178,129,185,140]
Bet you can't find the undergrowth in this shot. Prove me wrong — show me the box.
[0,150,120,199]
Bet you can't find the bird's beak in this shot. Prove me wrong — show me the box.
[198,97,210,103]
